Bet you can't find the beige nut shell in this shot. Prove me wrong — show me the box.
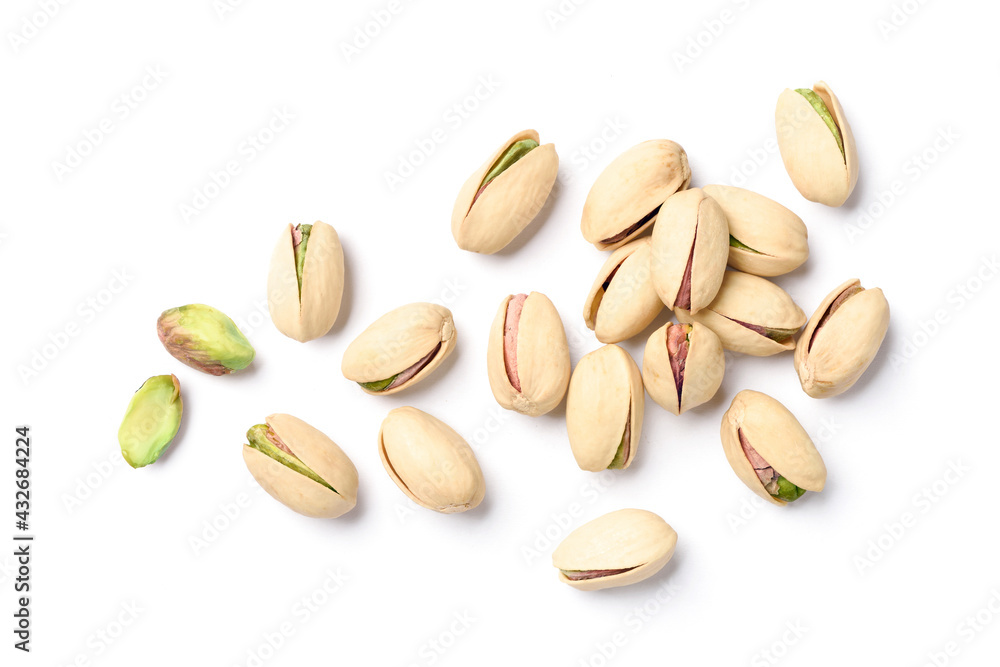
[566,345,644,472]
[581,140,692,251]
[378,406,485,513]
[775,81,859,207]
[487,292,571,417]
[583,238,664,343]
[642,322,724,415]
[552,509,678,591]
[341,303,456,395]
[267,221,345,342]
[676,270,806,356]
[702,185,809,277]
[720,390,826,506]
[451,129,559,254]
[795,279,890,398]
[650,188,730,313]
[242,413,359,519]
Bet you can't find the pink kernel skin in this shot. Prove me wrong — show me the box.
[503,294,528,392]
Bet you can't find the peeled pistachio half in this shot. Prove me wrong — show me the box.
[487,292,571,416]
[378,406,485,513]
[451,129,559,254]
[242,414,359,518]
[795,279,890,398]
[650,188,730,314]
[583,238,664,343]
[776,81,859,207]
[642,322,724,415]
[581,140,691,251]
[676,270,806,356]
[157,304,255,375]
[267,220,345,342]
[341,303,456,395]
[721,390,826,505]
[701,185,809,277]
[566,345,644,472]
[552,509,678,591]
[118,374,183,468]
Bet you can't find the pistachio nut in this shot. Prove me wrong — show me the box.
[676,270,806,356]
[451,129,559,254]
[117,374,183,468]
[566,345,644,472]
[721,390,826,505]
[487,292,571,417]
[583,238,664,343]
[341,302,456,395]
[552,509,677,591]
[642,322,724,415]
[701,185,809,277]
[650,188,729,314]
[242,414,358,518]
[267,220,345,342]
[378,406,485,513]
[581,140,692,251]
[775,81,859,207]
[157,304,255,375]
[795,279,890,398]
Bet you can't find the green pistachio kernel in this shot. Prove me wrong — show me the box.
[729,235,762,254]
[157,304,256,375]
[359,376,398,392]
[478,139,539,192]
[764,327,801,343]
[245,424,335,492]
[118,374,183,468]
[607,434,628,470]
[293,223,312,297]
[772,476,807,502]
[796,88,844,158]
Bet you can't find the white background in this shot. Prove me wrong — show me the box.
[3,0,999,665]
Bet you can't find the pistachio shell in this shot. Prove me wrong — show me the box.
[775,81,859,207]
[675,270,806,356]
[267,221,345,342]
[451,129,559,254]
[378,407,485,513]
[642,322,724,415]
[242,414,359,519]
[795,279,890,398]
[566,345,644,472]
[701,185,809,277]
[552,509,677,591]
[583,238,664,343]
[341,303,456,395]
[650,188,729,314]
[720,390,826,506]
[487,292,571,416]
[581,140,692,251]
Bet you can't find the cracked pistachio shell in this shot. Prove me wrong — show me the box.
[676,271,806,356]
[650,188,730,314]
[795,279,890,398]
[378,407,485,513]
[341,303,456,395]
[776,81,859,207]
[267,221,344,342]
[566,345,644,472]
[157,304,255,375]
[702,185,809,277]
[581,140,692,251]
[583,238,664,343]
[642,322,724,415]
[552,509,677,591]
[242,414,359,518]
[118,374,183,468]
[721,390,826,506]
[487,292,571,417]
[451,129,559,254]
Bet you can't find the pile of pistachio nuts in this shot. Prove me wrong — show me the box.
[117,81,889,592]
